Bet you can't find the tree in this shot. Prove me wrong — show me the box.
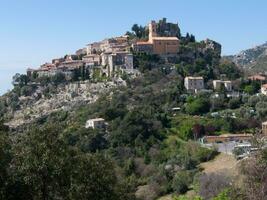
[192,124,205,140]
[218,61,241,80]
[182,33,196,44]
[131,24,147,39]
[244,85,254,95]
[185,98,210,115]
[178,121,194,140]
[0,123,32,200]
[172,170,192,194]
[12,124,122,200]
[67,128,108,153]
[12,124,71,200]
[0,131,11,199]
[111,106,163,148]
[240,148,267,200]
[243,81,260,95]
[12,73,29,87]
[68,153,118,200]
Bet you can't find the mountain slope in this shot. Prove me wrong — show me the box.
[226,42,267,72]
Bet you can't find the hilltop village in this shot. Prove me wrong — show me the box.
[26,18,220,83]
[5,17,267,152]
[2,18,267,200]
[6,18,267,134]
[6,18,228,128]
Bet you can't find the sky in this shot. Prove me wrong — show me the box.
[0,0,267,95]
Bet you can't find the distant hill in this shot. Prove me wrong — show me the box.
[225,42,267,73]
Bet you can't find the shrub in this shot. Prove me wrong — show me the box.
[185,98,210,115]
[172,170,192,194]
[198,172,232,199]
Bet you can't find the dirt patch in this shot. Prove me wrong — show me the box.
[200,153,238,176]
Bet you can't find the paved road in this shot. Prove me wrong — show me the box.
[202,141,251,155]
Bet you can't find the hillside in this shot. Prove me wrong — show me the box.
[0,18,267,200]
[225,42,267,73]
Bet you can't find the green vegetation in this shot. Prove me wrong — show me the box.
[128,24,148,39]
[1,20,267,200]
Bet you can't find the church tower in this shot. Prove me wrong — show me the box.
[149,20,157,42]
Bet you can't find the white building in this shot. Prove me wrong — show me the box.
[213,80,232,91]
[262,121,267,135]
[85,118,106,129]
[184,76,204,92]
[261,84,267,95]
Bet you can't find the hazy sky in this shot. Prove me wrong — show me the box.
[0,0,267,94]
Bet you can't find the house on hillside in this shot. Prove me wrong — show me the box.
[262,121,267,135]
[248,74,267,81]
[202,134,252,143]
[213,80,232,91]
[82,54,101,66]
[261,84,267,95]
[184,76,204,92]
[85,118,106,129]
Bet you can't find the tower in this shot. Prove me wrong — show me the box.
[149,20,157,42]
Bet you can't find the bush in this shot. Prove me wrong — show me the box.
[178,121,193,140]
[198,172,232,199]
[185,98,210,115]
[21,85,34,96]
[213,190,231,200]
[172,170,192,194]
[228,98,241,109]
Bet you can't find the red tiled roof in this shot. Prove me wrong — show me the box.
[248,75,266,81]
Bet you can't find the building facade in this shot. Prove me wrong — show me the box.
[184,76,204,91]
[82,54,101,66]
[213,80,232,91]
[248,74,267,81]
[85,118,106,129]
[261,84,267,95]
[262,121,267,135]
[133,20,179,55]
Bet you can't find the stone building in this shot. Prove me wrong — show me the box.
[86,42,102,54]
[52,58,65,65]
[82,54,101,66]
[85,118,106,129]
[261,84,267,95]
[213,80,232,91]
[184,76,204,92]
[76,48,87,56]
[248,74,267,81]
[87,35,129,55]
[27,63,58,77]
[262,121,267,135]
[133,20,180,55]
[58,60,84,69]
[105,52,133,76]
